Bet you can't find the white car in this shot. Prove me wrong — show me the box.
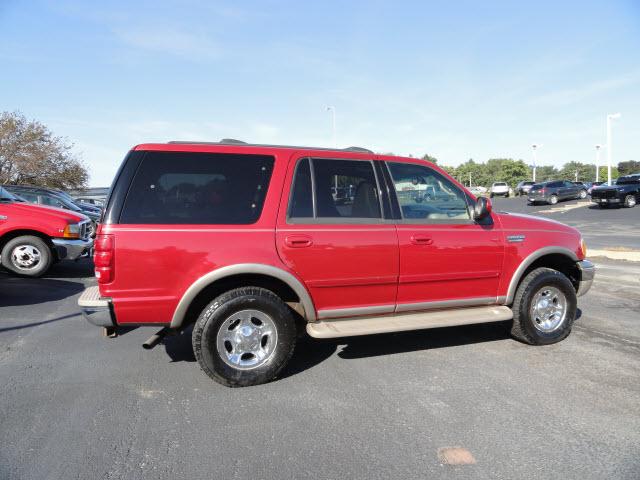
[490,182,510,198]
[468,186,487,195]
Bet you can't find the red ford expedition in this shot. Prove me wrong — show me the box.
[0,186,93,277]
[78,141,594,387]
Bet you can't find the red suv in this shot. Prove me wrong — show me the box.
[78,141,594,387]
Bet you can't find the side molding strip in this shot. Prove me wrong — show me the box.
[307,305,513,339]
[170,263,316,328]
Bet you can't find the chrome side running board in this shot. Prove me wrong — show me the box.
[306,305,513,339]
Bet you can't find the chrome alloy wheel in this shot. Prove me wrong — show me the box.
[216,309,278,370]
[530,286,567,333]
[11,244,42,270]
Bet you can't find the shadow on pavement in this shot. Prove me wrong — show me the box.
[336,321,512,360]
[0,275,86,307]
[0,312,81,332]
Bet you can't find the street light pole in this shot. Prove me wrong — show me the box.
[594,144,602,182]
[531,144,542,182]
[326,106,336,147]
[606,113,621,185]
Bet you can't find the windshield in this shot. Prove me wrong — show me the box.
[0,186,23,202]
[617,176,640,185]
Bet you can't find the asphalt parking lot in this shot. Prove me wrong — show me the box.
[1,200,639,479]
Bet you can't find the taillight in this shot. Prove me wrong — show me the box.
[94,234,114,283]
[541,188,547,194]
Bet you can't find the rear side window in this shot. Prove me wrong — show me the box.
[120,151,274,224]
[287,158,382,221]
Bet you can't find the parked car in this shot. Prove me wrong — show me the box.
[3,185,101,224]
[515,181,536,196]
[75,197,105,208]
[468,186,487,195]
[490,182,510,197]
[590,174,640,208]
[78,140,594,387]
[5,184,101,215]
[528,180,587,205]
[0,186,93,277]
[588,181,605,195]
[573,181,592,192]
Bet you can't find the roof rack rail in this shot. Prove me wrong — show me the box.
[167,139,373,154]
[343,146,373,154]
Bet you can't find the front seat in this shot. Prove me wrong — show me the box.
[351,181,380,218]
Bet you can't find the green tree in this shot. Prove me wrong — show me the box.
[618,160,640,176]
[421,153,438,164]
[559,161,597,182]
[534,165,559,182]
[0,111,88,189]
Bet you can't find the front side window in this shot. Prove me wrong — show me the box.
[288,158,382,221]
[120,151,274,224]
[387,162,471,222]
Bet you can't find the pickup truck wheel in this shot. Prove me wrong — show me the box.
[1,235,52,277]
[548,195,558,205]
[192,287,297,387]
[510,267,577,345]
[624,195,636,208]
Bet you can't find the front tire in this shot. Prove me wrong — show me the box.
[579,189,587,199]
[192,287,297,387]
[1,235,52,277]
[624,194,636,208]
[510,267,577,345]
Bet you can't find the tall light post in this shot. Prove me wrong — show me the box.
[326,106,336,147]
[531,144,542,182]
[594,144,603,182]
[606,113,621,185]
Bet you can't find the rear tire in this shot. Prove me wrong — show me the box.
[549,195,558,205]
[192,287,297,387]
[510,267,577,345]
[1,235,52,277]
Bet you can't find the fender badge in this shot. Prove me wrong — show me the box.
[507,234,526,243]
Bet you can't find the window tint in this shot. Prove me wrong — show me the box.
[387,162,471,221]
[120,151,274,224]
[18,192,39,203]
[41,195,63,207]
[312,159,381,219]
[288,158,313,218]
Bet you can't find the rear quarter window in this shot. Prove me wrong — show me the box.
[119,151,275,224]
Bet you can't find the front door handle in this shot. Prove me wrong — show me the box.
[410,235,433,245]
[285,235,313,248]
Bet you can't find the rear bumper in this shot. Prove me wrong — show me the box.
[576,260,595,297]
[52,238,93,261]
[78,286,115,327]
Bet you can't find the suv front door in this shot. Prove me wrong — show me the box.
[276,155,399,319]
[385,160,504,311]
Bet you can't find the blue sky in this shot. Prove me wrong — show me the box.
[1,0,639,186]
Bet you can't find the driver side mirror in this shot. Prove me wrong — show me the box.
[473,196,492,220]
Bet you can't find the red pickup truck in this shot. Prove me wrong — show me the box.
[0,187,93,277]
[78,141,594,387]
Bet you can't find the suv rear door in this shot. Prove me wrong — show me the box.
[276,154,398,319]
[384,160,504,310]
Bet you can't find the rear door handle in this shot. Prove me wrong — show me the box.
[284,235,313,248]
[410,235,433,245]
